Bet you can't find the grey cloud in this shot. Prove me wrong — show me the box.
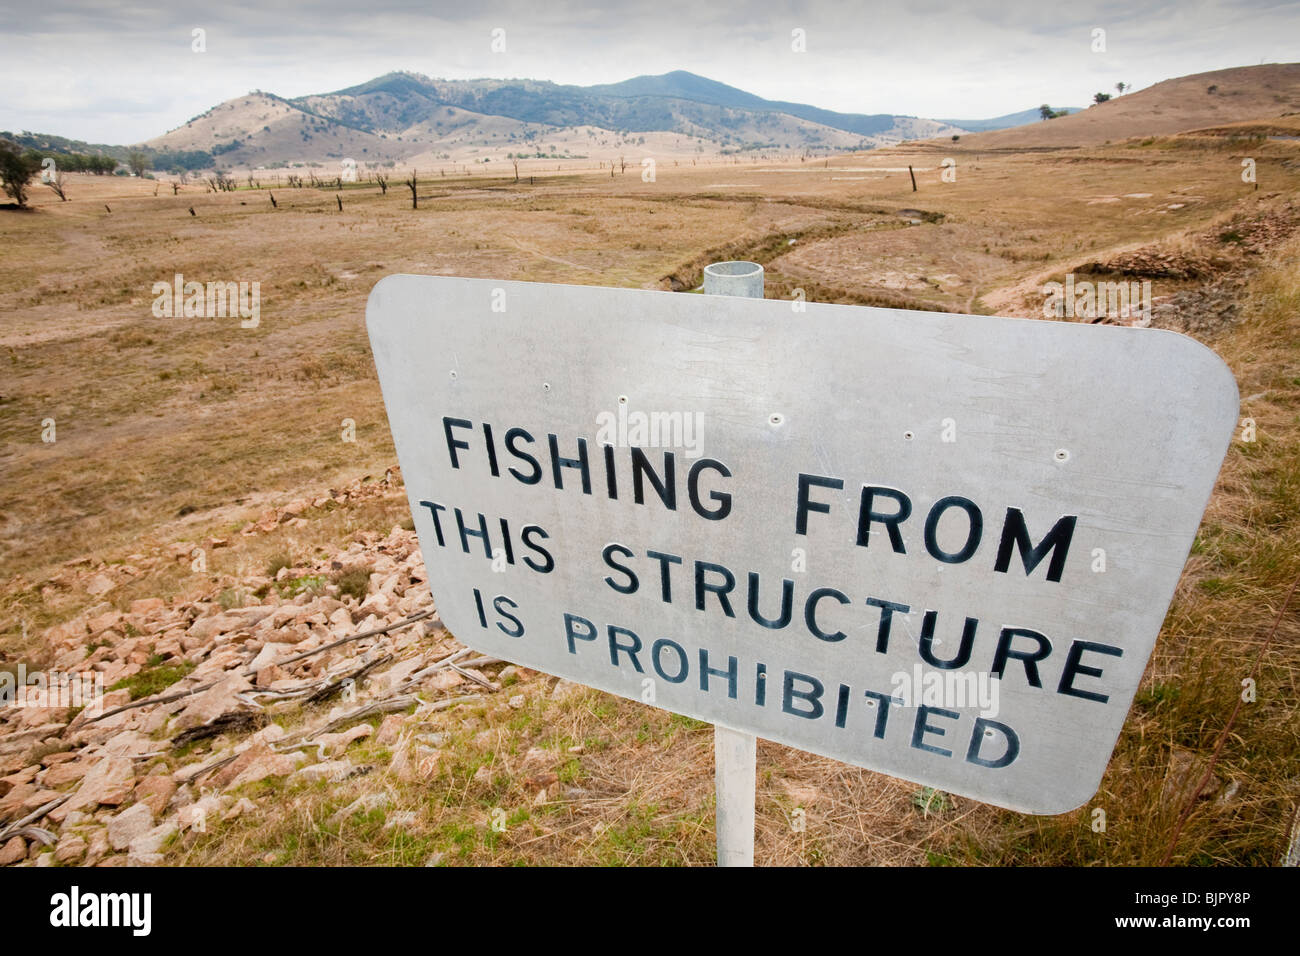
[1,0,1295,142]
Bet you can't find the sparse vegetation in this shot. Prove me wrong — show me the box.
[0,138,39,206]
[332,565,371,602]
[111,659,195,701]
[2,87,1299,866]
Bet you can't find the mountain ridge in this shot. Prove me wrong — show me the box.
[138,70,971,168]
[18,64,1294,170]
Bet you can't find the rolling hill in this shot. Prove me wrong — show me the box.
[945,64,1300,148]
[939,107,1082,132]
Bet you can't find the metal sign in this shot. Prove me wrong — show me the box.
[366,275,1238,814]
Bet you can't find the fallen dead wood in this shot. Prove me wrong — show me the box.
[396,646,472,691]
[88,609,437,723]
[245,609,436,676]
[450,662,500,691]
[0,794,69,841]
[273,691,487,750]
[307,695,421,739]
[86,680,221,723]
[244,682,322,701]
[186,752,240,786]
[304,653,392,704]
[171,710,269,747]
[393,647,507,694]
[417,694,485,715]
[11,826,56,846]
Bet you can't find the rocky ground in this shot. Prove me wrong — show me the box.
[5,195,1297,866]
[0,467,521,867]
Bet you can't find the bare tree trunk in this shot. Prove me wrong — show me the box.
[407,171,418,209]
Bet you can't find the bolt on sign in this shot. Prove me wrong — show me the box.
[367,275,1238,814]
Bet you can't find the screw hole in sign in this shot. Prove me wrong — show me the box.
[1055,448,1070,463]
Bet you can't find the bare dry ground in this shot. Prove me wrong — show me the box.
[2,130,1298,866]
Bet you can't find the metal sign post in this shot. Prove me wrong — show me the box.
[703,261,764,868]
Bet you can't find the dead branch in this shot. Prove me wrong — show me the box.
[0,795,69,841]
[11,826,56,846]
[87,609,436,724]
[87,680,221,723]
[303,653,392,704]
[245,608,435,676]
[170,710,268,747]
[417,694,484,715]
[187,752,240,786]
[395,646,472,692]
[308,695,420,738]
[449,662,499,692]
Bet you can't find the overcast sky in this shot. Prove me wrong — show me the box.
[2,0,1296,143]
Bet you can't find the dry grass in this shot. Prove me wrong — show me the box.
[921,238,1300,866]
[3,143,1300,866]
[174,674,955,867]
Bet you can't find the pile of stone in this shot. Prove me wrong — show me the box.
[0,495,500,867]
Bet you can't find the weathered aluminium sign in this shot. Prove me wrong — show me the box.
[366,275,1238,814]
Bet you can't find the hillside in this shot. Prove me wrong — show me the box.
[301,70,962,148]
[940,107,1082,131]
[39,63,1300,172]
[947,64,1300,148]
[144,92,397,166]
[143,70,964,168]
